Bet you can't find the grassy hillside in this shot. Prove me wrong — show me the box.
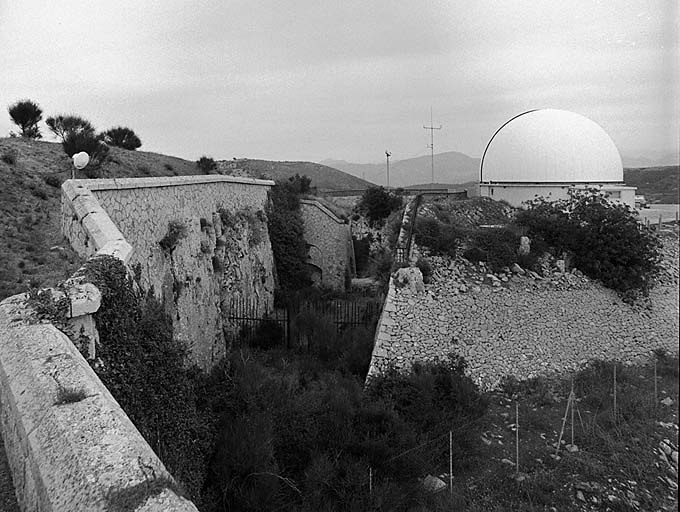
[624,166,679,204]
[220,158,374,191]
[0,137,368,300]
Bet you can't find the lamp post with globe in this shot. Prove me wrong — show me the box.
[72,152,89,179]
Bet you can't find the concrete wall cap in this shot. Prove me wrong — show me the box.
[65,175,275,191]
[99,239,134,264]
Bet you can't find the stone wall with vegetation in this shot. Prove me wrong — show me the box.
[0,290,198,511]
[62,176,276,369]
[367,235,679,390]
[300,199,353,289]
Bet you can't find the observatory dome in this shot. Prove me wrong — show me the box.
[480,109,623,183]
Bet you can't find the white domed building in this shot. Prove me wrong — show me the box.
[479,109,636,208]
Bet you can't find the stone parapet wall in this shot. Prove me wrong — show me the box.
[62,176,276,369]
[300,199,353,290]
[0,295,198,511]
[367,255,679,390]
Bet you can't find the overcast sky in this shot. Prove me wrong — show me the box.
[1,0,677,164]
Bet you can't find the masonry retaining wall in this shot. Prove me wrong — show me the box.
[367,245,680,390]
[300,199,353,290]
[61,176,276,369]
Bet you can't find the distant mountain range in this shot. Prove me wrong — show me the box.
[622,152,679,168]
[321,151,480,188]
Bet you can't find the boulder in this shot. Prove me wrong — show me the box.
[393,267,425,293]
[510,263,525,275]
[518,236,531,256]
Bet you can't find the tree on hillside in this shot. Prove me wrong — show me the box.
[197,156,217,173]
[101,126,142,150]
[8,99,43,139]
[357,186,403,227]
[46,115,94,142]
[47,113,109,171]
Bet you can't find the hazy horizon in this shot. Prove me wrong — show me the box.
[1,1,678,166]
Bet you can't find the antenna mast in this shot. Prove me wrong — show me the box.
[385,150,391,187]
[423,107,442,183]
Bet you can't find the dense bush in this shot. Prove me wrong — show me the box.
[267,175,312,292]
[204,350,487,511]
[196,156,217,173]
[1,148,18,165]
[101,126,142,150]
[413,217,460,257]
[515,190,662,298]
[358,186,403,227]
[468,227,520,271]
[8,99,42,138]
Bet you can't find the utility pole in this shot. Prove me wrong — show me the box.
[423,107,442,184]
[385,150,391,188]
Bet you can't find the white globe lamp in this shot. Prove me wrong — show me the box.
[72,152,89,178]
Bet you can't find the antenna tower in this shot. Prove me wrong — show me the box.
[423,107,442,183]
[385,150,391,187]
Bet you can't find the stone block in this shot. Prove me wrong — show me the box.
[66,282,102,317]
[82,211,125,250]
[71,192,104,220]
[100,239,134,264]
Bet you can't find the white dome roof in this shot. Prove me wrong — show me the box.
[480,109,623,183]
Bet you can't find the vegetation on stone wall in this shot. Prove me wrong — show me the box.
[267,174,312,293]
[159,220,187,253]
[79,255,220,503]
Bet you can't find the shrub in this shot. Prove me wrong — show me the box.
[31,187,48,200]
[1,148,18,165]
[357,186,403,227]
[413,217,460,257]
[468,227,520,271]
[101,126,142,150]
[159,220,187,253]
[43,174,62,188]
[8,99,42,138]
[196,156,217,173]
[515,190,662,299]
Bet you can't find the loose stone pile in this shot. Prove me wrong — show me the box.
[367,237,679,390]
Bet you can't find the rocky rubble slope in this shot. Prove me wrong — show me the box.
[368,233,679,390]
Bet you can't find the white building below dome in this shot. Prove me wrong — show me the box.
[479,109,635,208]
